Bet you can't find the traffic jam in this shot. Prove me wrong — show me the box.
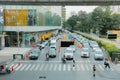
[0,30,105,74]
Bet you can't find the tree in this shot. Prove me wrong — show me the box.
[67,15,78,32]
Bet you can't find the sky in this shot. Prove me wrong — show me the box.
[65,6,97,19]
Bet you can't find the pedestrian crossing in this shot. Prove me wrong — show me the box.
[9,63,114,72]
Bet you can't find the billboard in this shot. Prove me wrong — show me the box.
[4,9,27,26]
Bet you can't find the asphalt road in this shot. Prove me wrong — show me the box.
[1,35,120,80]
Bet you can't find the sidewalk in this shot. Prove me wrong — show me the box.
[0,47,31,64]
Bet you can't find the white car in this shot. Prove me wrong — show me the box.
[94,49,104,60]
[69,45,76,53]
[81,48,90,58]
[64,47,74,60]
[49,48,56,58]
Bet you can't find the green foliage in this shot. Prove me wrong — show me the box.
[101,42,120,54]
[65,6,120,36]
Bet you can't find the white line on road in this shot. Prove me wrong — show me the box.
[30,64,36,71]
[53,64,57,71]
[58,64,61,71]
[49,64,53,71]
[35,64,40,71]
[15,64,23,71]
[25,64,31,71]
[98,64,104,71]
[39,64,44,71]
[20,64,27,71]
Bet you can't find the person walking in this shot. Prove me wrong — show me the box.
[104,58,110,69]
[93,65,96,77]
[46,52,49,61]
[72,59,75,69]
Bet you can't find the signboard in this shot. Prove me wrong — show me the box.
[0,8,4,35]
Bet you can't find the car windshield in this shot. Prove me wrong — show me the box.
[65,50,73,53]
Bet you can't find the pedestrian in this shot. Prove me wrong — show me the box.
[104,59,110,69]
[73,59,75,67]
[93,65,96,77]
[46,52,49,61]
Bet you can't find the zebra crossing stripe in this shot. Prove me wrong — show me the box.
[10,64,14,68]
[44,64,49,71]
[35,64,40,71]
[85,64,89,71]
[80,64,85,71]
[20,64,27,71]
[30,64,36,71]
[53,64,57,71]
[98,64,104,71]
[15,64,23,71]
[76,64,80,71]
[67,64,71,71]
[49,64,53,71]
[63,64,66,71]
[58,64,61,71]
[25,64,31,71]
[39,64,44,71]
[14,64,18,69]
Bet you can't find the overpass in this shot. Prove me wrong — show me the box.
[0,0,120,5]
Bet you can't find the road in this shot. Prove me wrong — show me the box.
[0,34,120,80]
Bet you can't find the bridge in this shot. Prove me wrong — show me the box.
[0,0,120,5]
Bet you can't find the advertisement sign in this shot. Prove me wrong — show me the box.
[0,8,4,34]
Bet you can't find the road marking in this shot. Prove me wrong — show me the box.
[85,64,89,71]
[58,64,61,71]
[25,64,31,71]
[98,64,104,71]
[49,64,53,71]
[67,64,71,71]
[39,64,44,71]
[15,64,23,71]
[76,64,80,71]
[44,64,48,71]
[30,64,36,71]
[20,64,27,71]
[35,64,40,71]
[53,64,57,71]
[63,64,66,71]
[10,64,14,68]
[80,64,84,71]
[14,64,18,69]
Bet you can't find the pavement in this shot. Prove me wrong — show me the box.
[0,47,31,64]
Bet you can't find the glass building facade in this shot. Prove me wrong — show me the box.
[0,5,62,47]
[1,5,61,26]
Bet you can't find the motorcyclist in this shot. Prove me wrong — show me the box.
[46,52,49,61]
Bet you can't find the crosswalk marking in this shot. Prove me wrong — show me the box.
[80,64,85,71]
[35,64,40,71]
[44,64,48,71]
[85,64,89,71]
[63,64,66,71]
[10,64,14,68]
[25,64,31,71]
[76,64,80,71]
[58,64,61,71]
[20,64,27,71]
[53,64,57,71]
[98,64,104,71]
[30,64,36,71]
[39,64,44,71]
[49,64,53,71]
[8,63,115,72]
[67,64,71,71]
[15,64,23,71]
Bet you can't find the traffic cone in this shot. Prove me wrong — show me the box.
[18,61,21,66]
[11,66,14,72]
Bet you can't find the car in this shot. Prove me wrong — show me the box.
[81,48,90,58]
[64,47,74,60]
[29,49,39,60]
[94,49,104,60]
[49,48,56,58]
[69,45,76,53]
